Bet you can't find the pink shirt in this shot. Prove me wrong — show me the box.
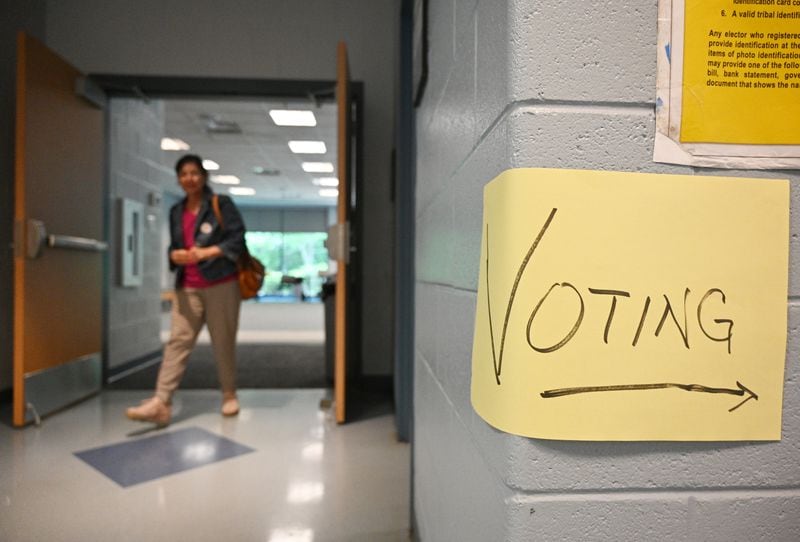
[181,209,237,289]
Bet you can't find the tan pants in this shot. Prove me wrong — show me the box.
[155,280,241,404]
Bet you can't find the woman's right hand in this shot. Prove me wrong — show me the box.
[170,249,196,265]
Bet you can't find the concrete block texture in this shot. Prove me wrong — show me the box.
[508,494,690,542]
[415,348,511,542]
[415,283,475,418]
[508,0,658,104]
[421,291,800,494]
[107,98,166,369]
[447,106,691,292]
[416,188,455,285]
[419,295,797,540]
[687,493,800,542]
[416,35,478,217]
[431,105,800,294]
[474,0,510,139]
[415,0,800,540]
[415,285,800,541]
[419,271,800,458]
[508,492,800,542]
[414,281,526,482]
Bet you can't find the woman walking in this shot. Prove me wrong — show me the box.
[126,154,245,425]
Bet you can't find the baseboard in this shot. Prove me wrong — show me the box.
[106,350,162,384]
[24,353,102,424]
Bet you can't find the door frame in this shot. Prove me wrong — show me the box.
[90,74,365,385]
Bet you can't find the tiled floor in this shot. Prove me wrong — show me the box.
[0,389,411,542]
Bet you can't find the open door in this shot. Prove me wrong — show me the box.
[13,33,106,426]
[333,42,352,423]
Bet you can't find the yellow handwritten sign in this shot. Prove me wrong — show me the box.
[471,169,789,441]
[681,0,800,144]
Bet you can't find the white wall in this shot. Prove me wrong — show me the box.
[44,0,398,376]
[414,1,800,540]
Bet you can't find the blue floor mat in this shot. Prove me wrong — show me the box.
[74,427,255,487]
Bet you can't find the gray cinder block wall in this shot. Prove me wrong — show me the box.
[107,98,172,370]
[414,1,800,540]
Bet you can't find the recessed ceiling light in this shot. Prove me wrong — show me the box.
[319,188,339,198]
[202,159,220,170]
[210,175,240,185]
[161,137,190,151]
[313,177,339,187]
[229,187,256,196]
[302,162,334,173]
[288,140,327,154]
[269,110,317,127]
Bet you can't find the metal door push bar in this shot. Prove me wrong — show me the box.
[26,219,107,259]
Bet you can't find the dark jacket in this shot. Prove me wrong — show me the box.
[168,192,246,288]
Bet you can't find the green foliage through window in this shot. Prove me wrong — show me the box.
[245,232,330,299]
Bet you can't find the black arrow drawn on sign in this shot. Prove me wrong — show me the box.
[540,381,758,412]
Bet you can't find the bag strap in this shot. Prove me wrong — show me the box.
[211,195,225,229]
[212,194,251,260]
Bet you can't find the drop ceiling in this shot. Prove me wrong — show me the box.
[161,97,338,207]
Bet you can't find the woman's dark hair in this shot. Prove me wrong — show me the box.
[175,154,207,176]
[175,154,213,194]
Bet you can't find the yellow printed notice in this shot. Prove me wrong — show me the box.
[471,169,789,441]
[681,0,800,144]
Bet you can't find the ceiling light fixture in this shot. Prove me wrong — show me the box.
[202,159,220,170]
[229,187,256,196]
[319,188,339,198]
[269,110,317,127]
[288,140,327,154]
[312,177,339,187]
[161,137,190,151]
[210,175,240,185]
[302,162,334,173]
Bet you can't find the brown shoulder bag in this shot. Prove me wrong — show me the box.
[211,195,266,299]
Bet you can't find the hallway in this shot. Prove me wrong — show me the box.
[161,301,326,346]
[0,389,410,541]
[113,302,329,391]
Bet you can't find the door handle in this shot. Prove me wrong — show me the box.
[25,219,107,259]
[48,234,108,252]
[325,222,350,264]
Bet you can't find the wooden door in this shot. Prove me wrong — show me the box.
[13,33,105,426]
[334,42,352,423]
